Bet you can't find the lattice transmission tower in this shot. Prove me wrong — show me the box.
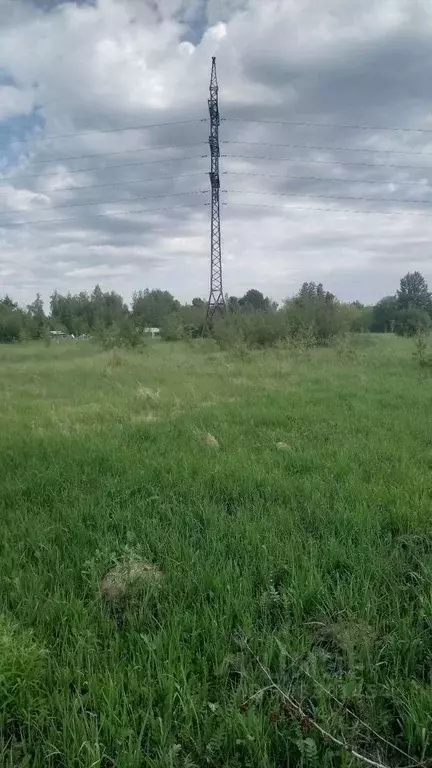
[204,56,226,331]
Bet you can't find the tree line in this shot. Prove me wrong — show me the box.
[0,271,431,345]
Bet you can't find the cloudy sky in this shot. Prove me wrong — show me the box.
[1,0,432,308]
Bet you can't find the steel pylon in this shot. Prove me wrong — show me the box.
[204,57,225,332]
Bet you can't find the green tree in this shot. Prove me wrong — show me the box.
[284,282,344,342]
[179,301,206,337]
[1,295,18,310]
[397,272,431,312]
[132,289,179,328]
[371,296,399,332]
[49,286,128,335]
[0,297,25,342]
[191,297,205,308]
[226,295,240,313]
[394,308,430,337]
[239,289,271,313]
[26,293,46,339]
[342,302,373,332]
[50,291,76,334]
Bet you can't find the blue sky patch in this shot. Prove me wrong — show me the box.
[0,68,16,87]
[0,109,46,173]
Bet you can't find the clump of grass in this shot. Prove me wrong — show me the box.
[0,614,48,730]
[106,348,124,368]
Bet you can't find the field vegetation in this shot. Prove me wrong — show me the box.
[1,270,432,345]
[0,334,431,767]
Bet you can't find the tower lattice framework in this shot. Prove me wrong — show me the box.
[204,56,225,330]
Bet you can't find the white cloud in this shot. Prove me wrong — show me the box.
[0,85,34,120]
[1,0,432,307]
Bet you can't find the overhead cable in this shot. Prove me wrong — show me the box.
[0,118,207,147]
[223,116,432,134]
[0,154,207,184]
[0,196,208,228]
[0,189,207,218]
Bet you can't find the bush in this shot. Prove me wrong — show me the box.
[213,313,289,349]
[94,320,145,350]
[394,308,430,337]
[342,304,374,333]
[183,323,201,339]
[371,296,399,332]
[283,283,349,344]
[285,305,347,344]
[212,315,245,349]
[242,313,289,348]
[0,310,24,343]
[159,314,185,341]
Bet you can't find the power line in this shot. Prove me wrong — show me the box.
[4,151,432,185]
[0,200,208,228]
[4,152,432,188]
[19,134,432,169]
[223,201,432,217]
[0,118,207,146]
[222,153,432,172]
[25,94,432,135]
[222,140,432,157]
[0,189,207,218]
[224,171,432,187]
[0,171,205,196]
[226,187,432,206]
[0,155,207,189]
[224,116,432,134]
[0,154,207,184]
[13,142,207,166]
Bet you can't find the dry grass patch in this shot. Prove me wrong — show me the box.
[100,561,163,604]
[131,413,160,424]
[276,441,291,451]
[200,433,219,449]
[137,386,160,401]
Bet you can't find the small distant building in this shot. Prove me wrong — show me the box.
[49,330,74,340]
[144,327,160,339]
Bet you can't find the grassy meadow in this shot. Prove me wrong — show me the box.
[0,335,431,767]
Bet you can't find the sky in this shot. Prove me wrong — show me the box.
[1,0,432,308]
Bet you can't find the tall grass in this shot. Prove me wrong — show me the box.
[0,337,431,767]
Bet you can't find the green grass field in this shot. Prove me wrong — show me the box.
[0,336,431,768]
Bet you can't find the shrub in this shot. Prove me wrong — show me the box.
[213,313,288,349]
[94,320,145,350]
[183,323,201,339]
[159,314,185,341]
[242,313,288,348]
[394,308,430,337]
[342,304,374,333]
[371,296,399,332]
[283,283,349,344]
[0,310,24,343]
[212,314,244,348]
[413,330,432,367]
